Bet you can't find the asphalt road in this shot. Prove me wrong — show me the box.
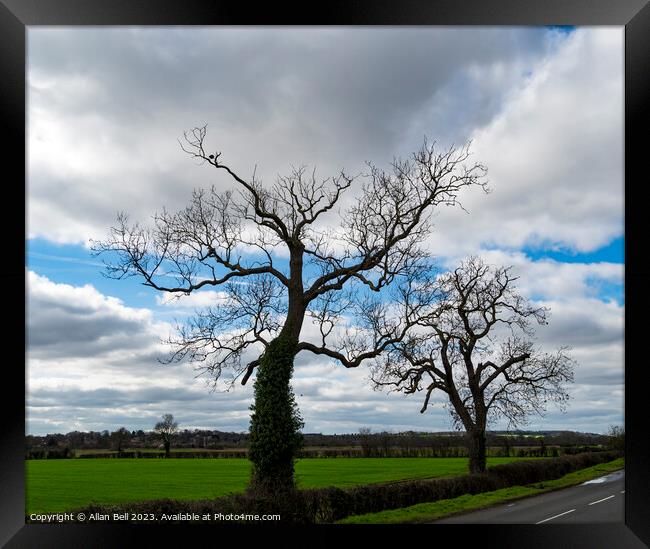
[432,469,625,524]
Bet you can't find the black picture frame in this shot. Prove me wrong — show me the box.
[2,1,648,546]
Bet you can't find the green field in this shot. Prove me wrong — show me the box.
[26,456,531,514]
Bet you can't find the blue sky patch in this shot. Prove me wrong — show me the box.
[522,236,624,265]
[27,238,159,310]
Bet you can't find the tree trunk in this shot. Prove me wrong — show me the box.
[248,244,306,495]
[164,440,170,458]
[248,333,304,496]
[467,428,487,474]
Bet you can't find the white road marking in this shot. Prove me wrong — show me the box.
[589,495,615,506]
[620,490,625,494]
[582,476,607,485]
[536,509,575,524]
[507,503,515,507]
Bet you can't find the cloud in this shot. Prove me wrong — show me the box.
[26,385,255,434]
[27,27,552,246]
[425,28,623,257]
[28,28,622,272]
[155,290,229,309]
[25,271,254,432]
[456,249,624,301]
[27,270,165,359]
[26,242,623,434]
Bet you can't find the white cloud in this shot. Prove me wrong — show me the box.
[27,28,622,255]
[26,254,623,435]
[454,249,624,301]
[155,290,229,309]
[27,270,162,357]
[425,28,623,257]
[26,271,258,432]
[27,27,554,246]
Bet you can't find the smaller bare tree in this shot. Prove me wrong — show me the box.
[358,427,373,457]
[607,425,625,453]
[372,256,575,474]
[154,414,178,458]
[111,427,130,454]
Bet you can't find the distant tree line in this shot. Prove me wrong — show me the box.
[25,428,617,459]
[26,428,249,454]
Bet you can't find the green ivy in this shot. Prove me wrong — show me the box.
[248,335,304,495]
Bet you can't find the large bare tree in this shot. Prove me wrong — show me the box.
[372,256,575,474]
[93,125,488,493]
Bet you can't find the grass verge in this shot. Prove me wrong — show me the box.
[337,457,624,524]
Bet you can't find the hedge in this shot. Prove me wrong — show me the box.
[52,450,621,524]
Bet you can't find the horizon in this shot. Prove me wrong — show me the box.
[26,426,615,438]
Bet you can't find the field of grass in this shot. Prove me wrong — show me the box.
[26,456,532,514]
[338,458,624,524]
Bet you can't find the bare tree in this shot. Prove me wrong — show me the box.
[92,125,488,493]
[606,425,625,453]
[110,427,130,454]
[372,256,575,474]
[154,414,178,457]
[358,427,373,457]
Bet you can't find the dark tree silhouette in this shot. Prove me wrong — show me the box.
[110,427,130,454]
[153,414,178,457]
[372,256,575,474]
[92,125,488,493]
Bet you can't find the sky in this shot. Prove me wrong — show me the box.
[26,26,624,436]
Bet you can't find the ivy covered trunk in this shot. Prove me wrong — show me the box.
[248,244,306,495]
[248,334,304,495]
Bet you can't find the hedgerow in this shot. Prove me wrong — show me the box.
[46,451,620,524]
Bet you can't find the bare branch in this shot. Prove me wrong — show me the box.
[304,140,488,302]
[93,128,490,392]
[372,256,575,433]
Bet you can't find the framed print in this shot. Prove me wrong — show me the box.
[2,0,648,546]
